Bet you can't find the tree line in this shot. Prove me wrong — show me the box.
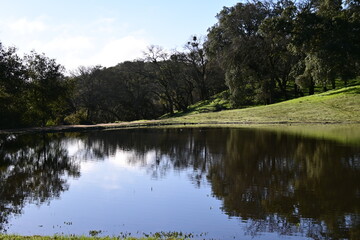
[206,0,360,105]
[1,0,359,128]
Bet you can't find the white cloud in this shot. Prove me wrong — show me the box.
[1,16,150,71]
[45,36,94,52]
[96,17,116,24]
[44,35,149,71]
[92,17,121,34]
[20,34,149,71]
[91,36,148,67]
[8,18,47,35]
[24,36,94,71]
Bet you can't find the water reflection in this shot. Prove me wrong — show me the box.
[0,128,359,239]
[208,129,360,239]
[0,134,80,232]
[79,129,226,186]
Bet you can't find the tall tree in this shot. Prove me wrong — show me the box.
[206,1,274,106]
[178,36,226,101]
[23,51,66,126]
[292,0,359,91]
[70,65,104,123]
[106,61,161,120]
[259,0,301,99]
[144,45,194,113]
[0,43,26,128]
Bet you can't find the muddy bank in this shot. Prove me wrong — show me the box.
[1,120,355,135]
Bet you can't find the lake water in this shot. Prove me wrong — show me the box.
[0,127,359,239]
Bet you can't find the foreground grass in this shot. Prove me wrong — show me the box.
[0,236,124,240]
[0,232,194,240]
[161,85,360,124]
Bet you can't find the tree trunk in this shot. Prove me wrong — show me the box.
[331,78,336,89]
[309,78,315,95]
[294,84,299,97]
[323,84,328,92]
[280,78,288,100]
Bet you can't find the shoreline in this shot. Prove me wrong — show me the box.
[1,120,359,135]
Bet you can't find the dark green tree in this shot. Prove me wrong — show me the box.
[69,65,105,123]
[23,51,67,126]
[69,62,163,124]
[112,61,162,119]
[178,36,226,101]
[292,0,360,92]
[206,1,276,106]
[0,43,27,128]
[259,0,301,99]
[144,45,194,113]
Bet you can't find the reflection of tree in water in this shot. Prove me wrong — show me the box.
[208,129,360,239]
[0,133,80,232]
[78,129,227,186]
[66,128,360,239]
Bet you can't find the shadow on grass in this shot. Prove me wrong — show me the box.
[321,85,360,96]
[160,91,231,119]
[322,85,360,96]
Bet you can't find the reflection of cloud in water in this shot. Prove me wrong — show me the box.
[79,161,98,174]
[66,139,84,156]
[108,149,145,170]
[101,175,123,190]
[74,149,157,191]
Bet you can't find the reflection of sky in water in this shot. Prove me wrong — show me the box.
[5,142,310,240]
[4,127,359,240]
[7,153,232,238]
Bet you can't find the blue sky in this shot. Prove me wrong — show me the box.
[0,0,239,71]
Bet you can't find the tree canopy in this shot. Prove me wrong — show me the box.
[0,0,359,129]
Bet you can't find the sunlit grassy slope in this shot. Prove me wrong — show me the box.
[160,91,232,118]
[1,85,359,136]
[162,85,360,124]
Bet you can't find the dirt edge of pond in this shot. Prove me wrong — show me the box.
[1,120,360,135]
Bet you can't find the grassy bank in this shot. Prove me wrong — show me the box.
[0,85,359,135]
[162,85,360,124]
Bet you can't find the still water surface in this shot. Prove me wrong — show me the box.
[0,128,359,239]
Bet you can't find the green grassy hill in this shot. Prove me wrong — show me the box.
[1,85,359,135]
[162,85,360,124]
[160,91,232,119]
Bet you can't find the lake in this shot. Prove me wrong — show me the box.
[0,127,359,239]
